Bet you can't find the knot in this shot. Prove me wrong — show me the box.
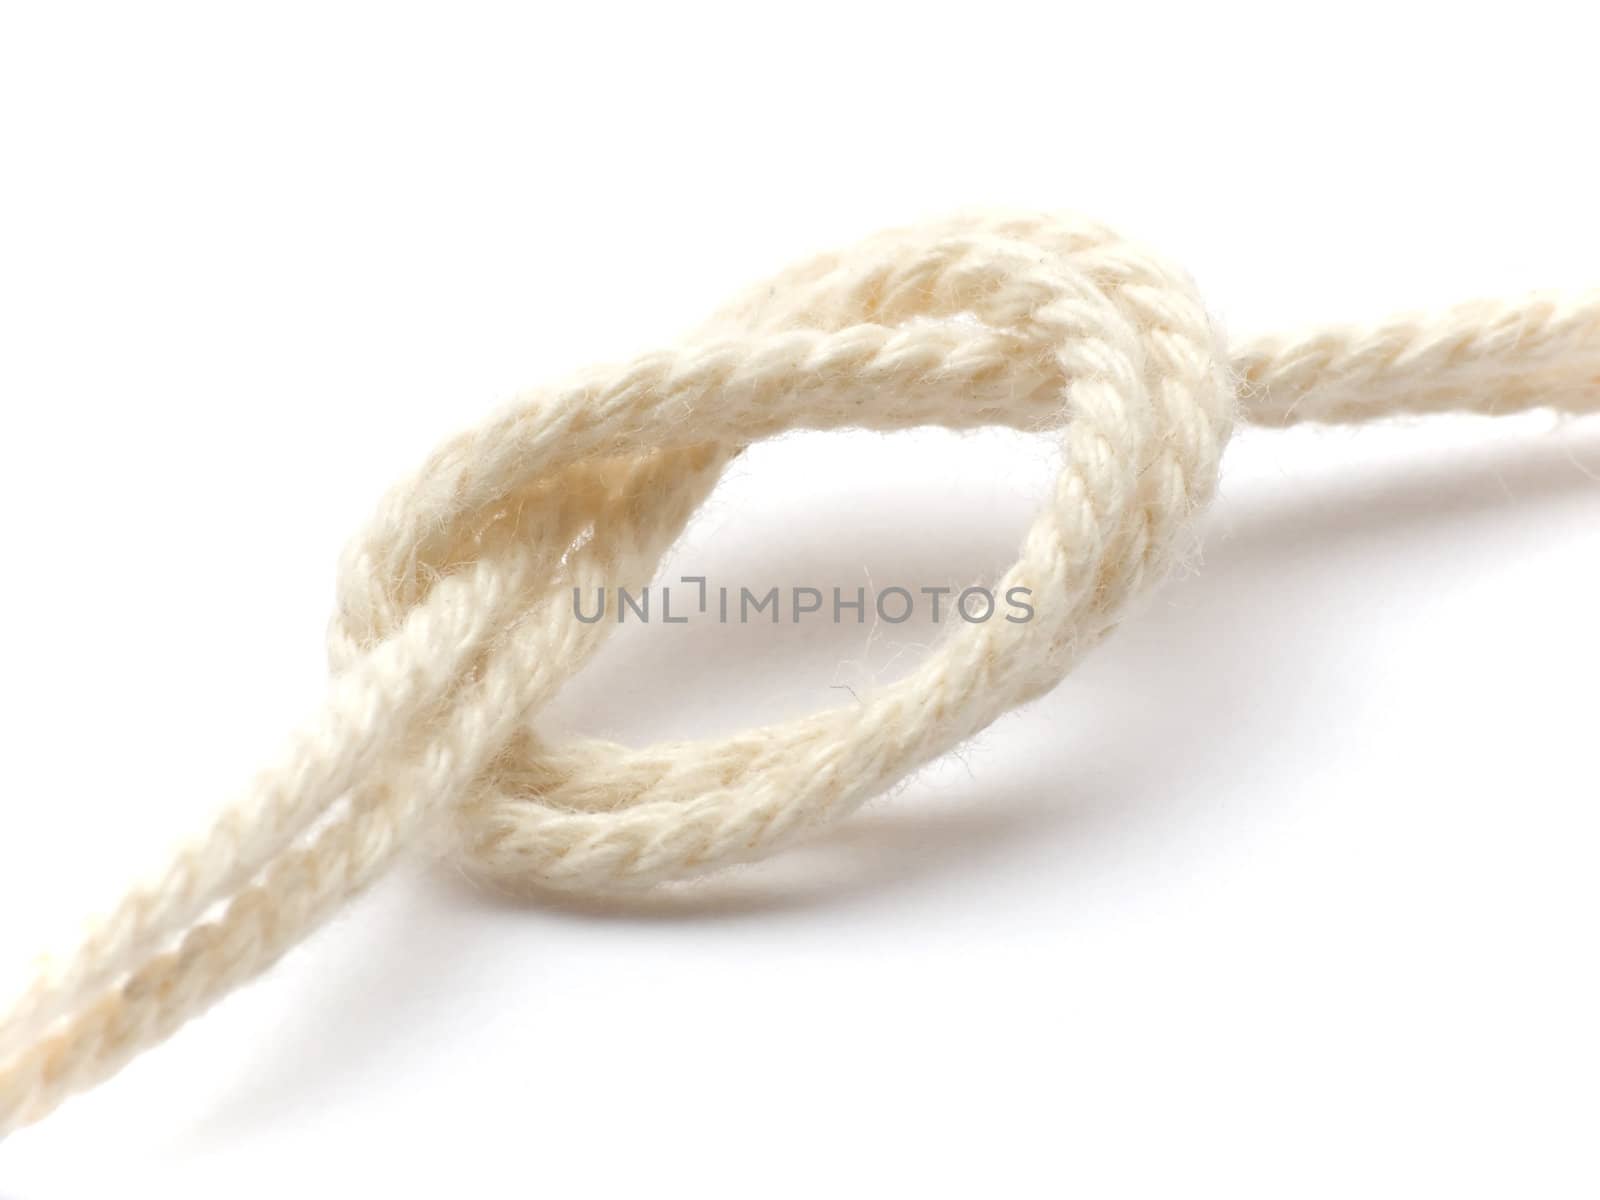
[327,211,1235,890]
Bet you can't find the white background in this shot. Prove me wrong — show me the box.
[2,2,1597,1195]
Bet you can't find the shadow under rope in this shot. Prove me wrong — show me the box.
[178,414,1600,1148]
[1218,417,1600,553]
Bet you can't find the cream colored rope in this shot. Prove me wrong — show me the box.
[3,211,1596,1132]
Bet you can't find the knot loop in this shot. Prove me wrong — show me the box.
[328,211,1234,890]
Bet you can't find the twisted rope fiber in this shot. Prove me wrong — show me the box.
[3,212,1598,1133]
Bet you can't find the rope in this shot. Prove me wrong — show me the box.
[3,211,1596,1132]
